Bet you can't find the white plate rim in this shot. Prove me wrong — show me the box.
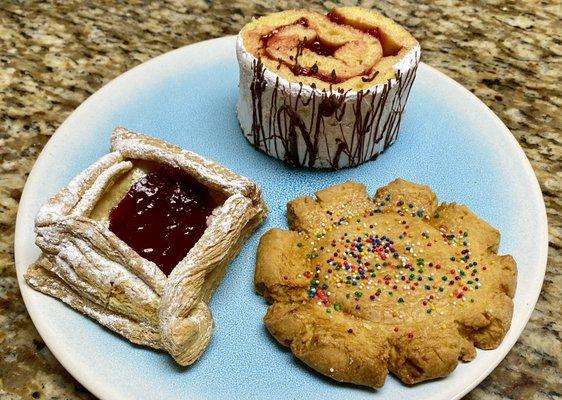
[14,35,548,400]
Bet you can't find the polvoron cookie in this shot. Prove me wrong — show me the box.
[255,179,516,387]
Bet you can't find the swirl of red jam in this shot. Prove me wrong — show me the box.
[259,11,385,84]
[108,165,219,276]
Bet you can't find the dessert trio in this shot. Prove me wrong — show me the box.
[26,6,516,389]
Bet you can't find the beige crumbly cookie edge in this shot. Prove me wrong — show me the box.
[255,178,516,388]
[25,127,268,366]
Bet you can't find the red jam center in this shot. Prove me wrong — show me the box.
[108,165,217,276]
[304,40,339,57]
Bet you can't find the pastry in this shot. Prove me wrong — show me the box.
[236,7,420,169]
[25,127,268,365]
[255,179,516,387]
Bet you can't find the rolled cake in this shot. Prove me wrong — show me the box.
[236,7,420,169]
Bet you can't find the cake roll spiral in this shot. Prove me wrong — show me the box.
[236,7,420,169]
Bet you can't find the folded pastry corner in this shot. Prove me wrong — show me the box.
[25,127,268,365]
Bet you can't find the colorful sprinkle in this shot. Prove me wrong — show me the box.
[298,202,484,315]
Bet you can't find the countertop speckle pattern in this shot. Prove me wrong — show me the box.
[1,1,560,399]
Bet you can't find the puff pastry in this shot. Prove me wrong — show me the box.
[25,127,268,365]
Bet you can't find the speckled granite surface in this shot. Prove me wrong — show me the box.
[1,0,560,399]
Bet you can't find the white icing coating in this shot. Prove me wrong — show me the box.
[236,35,421,169]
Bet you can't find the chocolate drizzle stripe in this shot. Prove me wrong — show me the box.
[260,16,370,85]
[250,59,266,148]
[246,48,420,169]
[362,92,381,158]
[270,76,280,158]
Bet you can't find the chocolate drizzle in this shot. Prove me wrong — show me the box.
[250,58,267,147]
[246,56,419,169]
[361,70,380,83]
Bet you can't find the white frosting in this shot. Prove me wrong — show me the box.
[236,35,421,168]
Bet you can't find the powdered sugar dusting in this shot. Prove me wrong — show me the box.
[71,160,133,217]
[25,128,267,366]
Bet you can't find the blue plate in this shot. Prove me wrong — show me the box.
[15,36,547,400]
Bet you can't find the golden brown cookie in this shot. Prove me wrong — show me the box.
[255,179,516,388]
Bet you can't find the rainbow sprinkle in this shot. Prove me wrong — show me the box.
[297,195,486,318]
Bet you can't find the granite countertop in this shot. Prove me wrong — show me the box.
[1,1,560,399]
